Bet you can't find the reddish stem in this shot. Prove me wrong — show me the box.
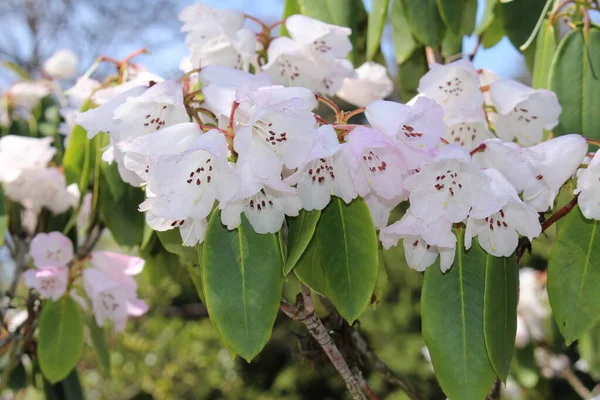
[541,196,578,233]
[316,94,342,116]
[268,19,286,31]
[245,14,269,30]
[315,115,329,125]
[586,138,600,147]
[229,101,240,130]
[343,107,366,122]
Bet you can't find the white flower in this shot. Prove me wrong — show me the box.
[179,3,244,37]
[43,49,79,80]
[472,139,533,192]
[285,125,357,210]
[404,144,499,223]
[90,71,163,105]
[490,79,562,146]
[444,109,494,149]
[140,129,238,223]
[366,96,445,170]
[417,59,484,114]
[285,14,352,61]
[516,267,549,347]
[364,192,407,229]
[575,151,600,219]
[380,211,456,272]
[220,163,301,234]
[30,232,74,268]
[465,169,541,257]
[23,266,69,300]
[521,134,588,212]
[233,85,318,179]
[0,136,55,183]
[65,76,101,108]
[8,82,50,111]
[336,62,394,107]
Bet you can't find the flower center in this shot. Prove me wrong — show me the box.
[185,157,213,186]
[361,150,388,174]
[277,56,300,81]
[313,40,332,53]
[99,292,120,312]
[247,188,274,212]
[307,157,335,184]
[253,120,287,147]
[437,77,464,101]
[143,104,170,131]
[512,106,539,123]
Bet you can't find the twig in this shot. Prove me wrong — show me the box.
[541,196,578,233]
[485,378,501,400]
[76,222,105,259]
[560,367,592,399]
[351,330,421,400]
[280,287,367,400]
[352,366,380,400]
[425,47,443,65]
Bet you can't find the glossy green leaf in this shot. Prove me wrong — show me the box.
[483,253,518,382]
[499,0,547,49]
[476,0,497,35]
[43,368,85,400]
[532,21,556,89]
[157,229,199,265]
[38,297,84,384]
[0,187,7,247]
[86,316,111,377]
[62,100,93,189]
[481,13,505,48]
[185,247,206,305]
[99,158,127,201]
[390,0,418,63]
[549,28,600,139]
[398,47,428,102]
[547,204,600,344]
[399,0,445,47]
[202,211,283,361]
[366,0,390,60]
[436,0,477,35]
[421,235,496,400]
[315,197,378,323]
[441,32,463,59]
[285,210,321,275]
[370,249,388,308]
[280,0,300,36]
[294,237,327,296]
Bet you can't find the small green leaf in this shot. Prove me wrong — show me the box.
[499,0,548,49]
[483,253,518,382]
[532,21,557,89]
[157,229,199,265]
[38,297,84,384]
[86,316,111,377]
[62,100,94,189]
[294,237,328,295]
[370,249,388,308]
[436,0,477,35]
[285,210,321,275]
[390,0,418,63]
[366,0,390,60]
[421,234,496,400]
[547,204,600,344]
[315,197,378,323]
[481,11,505,49]
[441,31,463,59]
[399,0,446,47]
[280,0,300,36]
[476,0,498,36]
[549,27,600,139]
[202,211,283,361]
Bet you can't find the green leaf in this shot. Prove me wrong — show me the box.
[2,60,30,80]
[370,248,388,308]
[202,211,283,361]
[511,344,540,389]
[38,297,84,384]
[86,316,111,377]
[157,229,199,265]
[578,325,600,380]
[43,368,85,400]
[99,159,127,201]
[547,204,600,344]
[483,253,518,382]
[532,21,557,89]
[185,249,206,305]
[499,0,547,49]
[436,0,477,35]
[366,0,390,60]
[62,100,94,189]
[476,0,497,35]
[0,187,8,247]
[285,210,321,275]
[390,0,418,63]
[549,27,600,139]
[315,197,378,323]
[421,234,496,400]
[280,0,300,36]
[398,47,428,102]
[399,0,445,47]
[297,0,362,64]
[481,11,505,49]
[441,32,463,59]
[294,237,328,295]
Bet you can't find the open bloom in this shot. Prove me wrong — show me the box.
[23,266,69,300]
[43,49,79,80]
[286,14,352,61]
[404,144,499,223]
[30,232,74,267]
[83,252,147,332]
[575,151,600,219]
[0,136,55,183]
[8,82,50,111]
[220,163,301,234]
[336,62,394,107]
[285,125,357,210]
[380,211,456,272]
[465,169,541,257]
[490,79,561,146]
[516,268,549,347]
[472,139,533,192]
[417,59,484,114]
[444,110,494,149]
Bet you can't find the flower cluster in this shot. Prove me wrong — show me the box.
[69,4,595,274]
[23,232,148,331]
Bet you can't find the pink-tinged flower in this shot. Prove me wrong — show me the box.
[83,251,147,332]
[336,62,394,107]
[180,29,257,72]
[521,134,588,212]
[23,266,69,300]
[220,163,301,234]
[465,169,541,257]
[285,125,357,211]
[344,126,408,200]
[575,151,600,220]
[30,232,74,268]
[417,59,484,114]
[490,79,561,146]
[404,144,500,223]
[285,14,352,61]
[366,97,445,170]
[472,139,534,192]
[380,211,456,272]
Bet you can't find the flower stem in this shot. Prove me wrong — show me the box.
[343,107,366,122]
[586,137,600,147]
[316,94,342,118]
[541,196,578,233]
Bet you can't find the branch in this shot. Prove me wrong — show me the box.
[560,367,592,399]
[76,222,105,259]
[280,288,367,400]
[485,378,501,400]
[350,330,421,400]
[541,196,578,233]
